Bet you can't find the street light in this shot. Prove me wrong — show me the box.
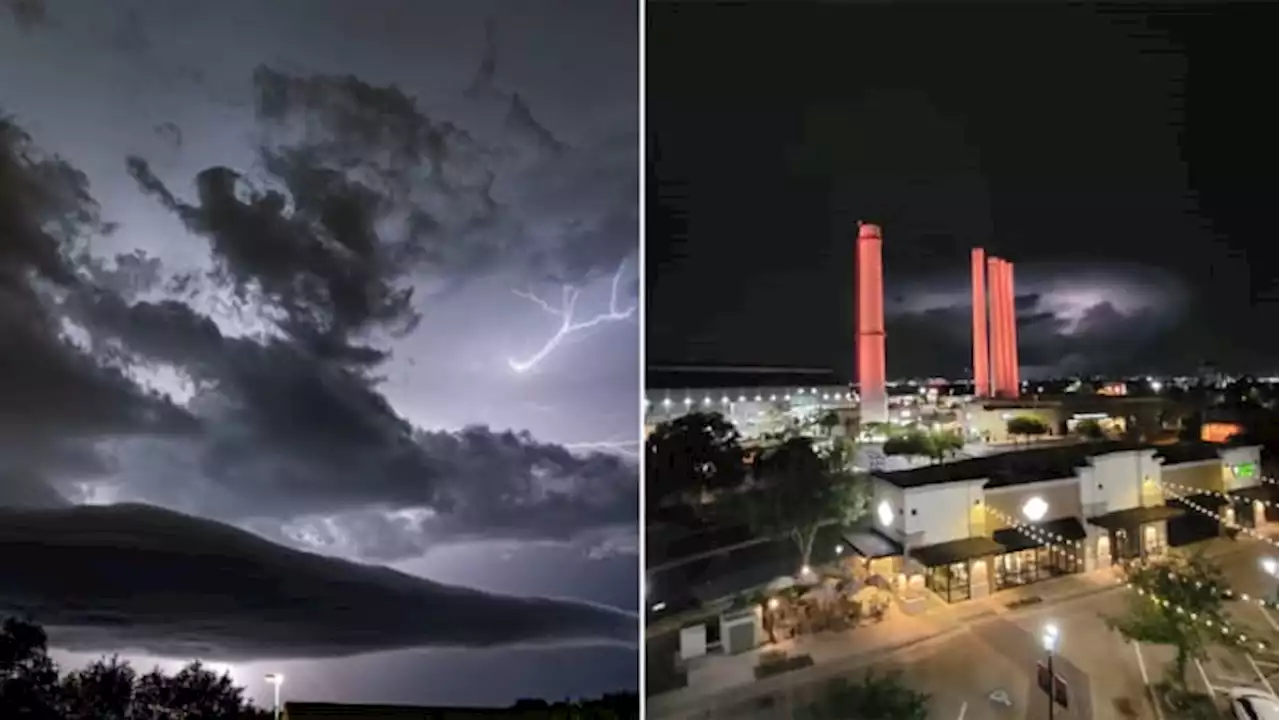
[1259,550,1280,602]
[1041,623,1060,720]
[265,673,284,720]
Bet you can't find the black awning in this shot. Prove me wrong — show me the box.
[993,517,1087,553]
[841,528,903,559]
[1228,484,1278,504]
[910,537,1005,567]
[1087,505,1184,531]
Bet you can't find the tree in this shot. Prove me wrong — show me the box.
[1006,415,1050,443]
[816,409,841,436]
[1075,418,1106,440]
[0,616,269,720]
[645,412,746,518]
[927,429,964,461]
[797,670,930,720]
[882,431,931,463]
[882,429,962,464]
[61,656,136,720]
[1103,554,1259,690]
[0,618,63,719]
[738,436,869,571]
[134,661,255,720]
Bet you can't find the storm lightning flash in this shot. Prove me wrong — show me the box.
[507,262,636,373]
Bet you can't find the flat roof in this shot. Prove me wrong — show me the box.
[647,365,845,391]
[1086,505,1185,531]
[872,441,1230,490]
[909,536,1005,566]
[993,517,1087,553]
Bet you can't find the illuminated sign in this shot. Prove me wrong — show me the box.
[1231,463,1258,479]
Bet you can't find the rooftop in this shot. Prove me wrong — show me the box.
[647,364,845,391]
[872,441,1229,490]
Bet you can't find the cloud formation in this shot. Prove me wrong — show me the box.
[0,39,636,569]
[883,268,1188,378]
[0,504,636,659]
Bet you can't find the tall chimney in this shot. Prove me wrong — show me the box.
[986,256,1007,397]
[1004,260,1020,395]
[856,222,888,423]
[970,248,990,397]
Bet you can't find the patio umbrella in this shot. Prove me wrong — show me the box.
[765,575,796,592]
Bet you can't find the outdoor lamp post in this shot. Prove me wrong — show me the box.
[1041,623,1060,720]
[1262,557,1278,604]
[265,673,284,720]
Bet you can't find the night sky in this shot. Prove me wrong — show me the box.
[1,0,637,707]
[648,2,1276,381]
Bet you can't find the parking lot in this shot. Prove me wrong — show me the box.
[671,541,1278,720]
[698,586,1148,720]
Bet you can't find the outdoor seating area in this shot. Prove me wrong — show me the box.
[761,575,893,643]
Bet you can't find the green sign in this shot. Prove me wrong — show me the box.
[1232,463,1258,479]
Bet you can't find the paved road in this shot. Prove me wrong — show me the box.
[689,588,1151,720]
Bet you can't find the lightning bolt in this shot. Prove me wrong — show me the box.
[507,262,636,373]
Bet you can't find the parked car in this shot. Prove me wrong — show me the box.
[1228,687,1278,720]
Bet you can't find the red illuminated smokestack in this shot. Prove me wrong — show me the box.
[970,248,990,397]
[1003,260,1020,395]
[983,257,1020,398]
[856,222,888,423]
[986,256,1008,398]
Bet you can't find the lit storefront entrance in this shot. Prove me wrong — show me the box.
[1228,485,1279,528]
[991,518,1087,590]
[910,537,1004,604]
[1087,506,1184,565]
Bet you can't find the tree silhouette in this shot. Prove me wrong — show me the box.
[738,436,869,571]
[0,618,63,719]
[0,617,634,719]
[0,616,269,719]
[61,656,137,720]
[645,411,746,520]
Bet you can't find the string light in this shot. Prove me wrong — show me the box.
[984,506,1085,569]
[1159,483,1280,548]
[1117,558,1279,611]
[1167,476,1280,509]
[1110,573,1270,653]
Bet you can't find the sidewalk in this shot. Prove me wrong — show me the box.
[647,567,1125,719]
[647,612,957,720]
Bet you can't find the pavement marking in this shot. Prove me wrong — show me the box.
[1257,605,1280,633]
[956,700,967,720]
[1133,643,1165,720]
[1194,660,1228,719]
[1246,654,1277,698]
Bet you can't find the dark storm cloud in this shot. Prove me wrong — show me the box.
[0,504,636,659]
[5,87,635,563]
[126,154,421,364]
[3,0,49,33]
[884,291,1174,378]
[0,117,191,444]
[244,58,635,285]
[67,291,637,558]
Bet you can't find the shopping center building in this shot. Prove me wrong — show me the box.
[841,440,1272,603]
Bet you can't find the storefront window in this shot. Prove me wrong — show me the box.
[925,562,972,603]
[993,544,1080,591]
